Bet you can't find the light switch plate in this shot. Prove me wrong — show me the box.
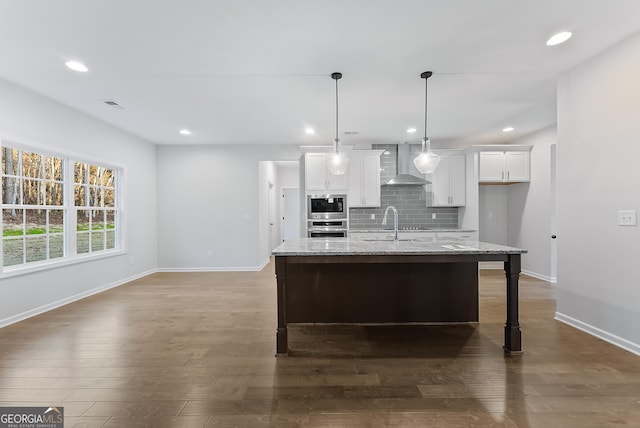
[618,210,637,226]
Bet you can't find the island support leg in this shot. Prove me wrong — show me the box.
[504,254,522,354]
[275,256,288,355]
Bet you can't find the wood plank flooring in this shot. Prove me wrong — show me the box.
[2,262,640,427]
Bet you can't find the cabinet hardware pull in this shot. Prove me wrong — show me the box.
[502,171,504,180]
[507,171,510,180]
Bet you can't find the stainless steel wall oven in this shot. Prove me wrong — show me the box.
[307,194,347,220]
[306,194,348,237]
[306,220,348,238]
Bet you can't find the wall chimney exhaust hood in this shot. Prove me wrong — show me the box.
[384,143,430,186]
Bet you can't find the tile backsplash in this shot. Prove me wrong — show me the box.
[349,143,459,230]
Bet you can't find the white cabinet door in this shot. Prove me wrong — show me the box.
[505,151,529,182]
[327,161,348,190]
[479,151,530,183]
[428,155,465,207]
[361,155,380,206]
[449,155,466,206]
[305,153,329,190]
[348,155,363,204]
[479,152,506,182]
[305,153,348,191]
[430,156,451,206]
[348,152,381,207]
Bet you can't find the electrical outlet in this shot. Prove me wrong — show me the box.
[207,250,213,258]
[370,214,375,220]
[618,210,637,226]
[129,256,135,265]
[432,213,436,220]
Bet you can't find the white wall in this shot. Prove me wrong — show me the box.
[507,126,556,282]
[0,79,157,326]
[156,144,300,271]
[556,31,640,354]
[478,186,508,245]
[278,165,300,189]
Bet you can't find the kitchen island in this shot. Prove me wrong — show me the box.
[272,236,527,355]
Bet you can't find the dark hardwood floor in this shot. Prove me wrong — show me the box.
[1,262,640,427]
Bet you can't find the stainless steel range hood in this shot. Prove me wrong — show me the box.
[384,143,430,186]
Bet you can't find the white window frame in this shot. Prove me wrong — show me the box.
[1,139,125,278]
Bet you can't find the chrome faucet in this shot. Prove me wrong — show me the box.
[382,205,399,240]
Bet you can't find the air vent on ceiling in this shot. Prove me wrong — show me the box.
[102,99,124,109]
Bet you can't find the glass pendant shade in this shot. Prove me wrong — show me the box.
[414,71,440,174]
[414,138,440,174]
[326,72,348,175]
[327,138,349,175]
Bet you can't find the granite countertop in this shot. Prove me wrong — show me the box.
[272,237,526,256]
[349,228,476,233]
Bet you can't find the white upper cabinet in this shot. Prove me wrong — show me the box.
[428,154,466,207]
[304,153,348,191]
[479,150,530,183]
[348,151,382,207]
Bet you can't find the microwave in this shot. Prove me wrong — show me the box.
[307,194,347,220]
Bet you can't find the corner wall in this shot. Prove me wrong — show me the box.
[557,31,640,354]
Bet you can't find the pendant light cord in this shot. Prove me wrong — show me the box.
[335,77,339,142]
[424,74,428,141]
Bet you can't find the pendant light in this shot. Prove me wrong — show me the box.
[326,72,349,175]
[413,71,440,174]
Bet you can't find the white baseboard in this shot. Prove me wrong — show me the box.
[555,312,640,356]
[522,269,556,284]
[479,262,556,284]
[157,259,270,273]
[0,269,156,329]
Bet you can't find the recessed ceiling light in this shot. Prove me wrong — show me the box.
[305,127,315,135]
[406,127,417,133]
[546,31,572,46]
[65,60,88,72]
[179,129,191,135]
[502,126,514,133]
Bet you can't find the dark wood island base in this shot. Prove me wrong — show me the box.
[274,252,523,355]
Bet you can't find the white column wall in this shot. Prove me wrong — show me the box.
[556,31,640,354]
[0,79,157,326]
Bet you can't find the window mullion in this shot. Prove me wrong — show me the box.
[66,158,77,257]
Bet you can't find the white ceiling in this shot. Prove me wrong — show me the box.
[1,0,640,148]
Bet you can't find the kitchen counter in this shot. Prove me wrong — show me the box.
[349,228,476,233]
[272,237,526,356]
[271,236,521,257]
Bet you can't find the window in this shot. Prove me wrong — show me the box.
[1,142,121,271]
[74,162,117,254]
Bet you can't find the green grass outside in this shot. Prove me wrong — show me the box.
[76,223,115,231]
[3,224,112,236]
